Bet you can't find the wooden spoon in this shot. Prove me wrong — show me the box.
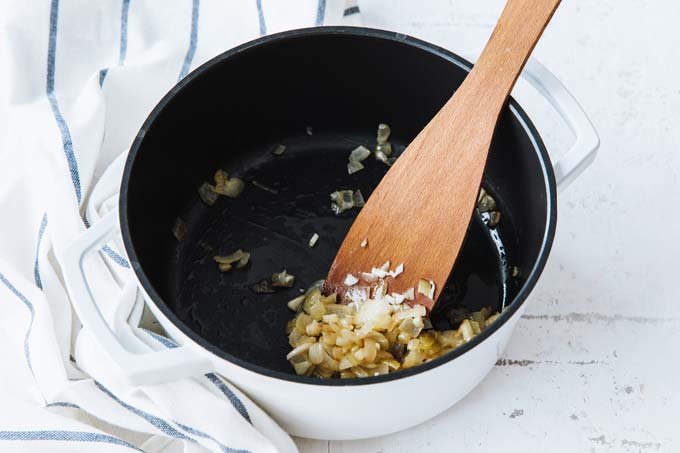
[325,0,561,310]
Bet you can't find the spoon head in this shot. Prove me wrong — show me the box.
[325,109,491,310]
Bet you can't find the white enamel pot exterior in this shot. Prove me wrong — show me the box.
[61,29,598,440]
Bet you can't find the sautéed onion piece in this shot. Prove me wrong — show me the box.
[172,218,187,241]
[330,189,365,215]
[213,249,250,272]
[213,170,245,198]
[286,262,499,378]
[272,270,296,288]
[271,144,286,156]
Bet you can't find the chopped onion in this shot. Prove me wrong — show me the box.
[360,272,377,283]
[376,142,392,157]
[308,233,319,248]
[308,342,325,364]
[377,123,391,144]
[326,304,354,316]
[391,293,406,305]
[234,253,250,269]
[172,218,187,241]
[360,238,368,248]
[375,150,388,163]
[331,189,364,214]
[214,250,250,272]
[251,279,275,293]
[417,279,435,299]
[459,319,474,342]
[214,169,228,186]
[347,160,364,175]
[286,259,499,378]
[402,287,415,300]
[272,270,295,287]
[394,304,426,320]
[214,250,248,265]
[252,180,278,194]
[214,177,245,198]
[198,183,218,205]
[344,274,359,286]
[330,190,355,214]
[287,295,306,312]
[286,341,313,360]
[305,279,325,294]
[371,267,388,278]
[349,145,371,162]
[477,187,497,213]
[388,262,404,278]
[346,287,369,305]
[372,279,388,299]
[488,211,501,227]
[371,261,390,278]
[353,190,365,207]
[271,144,286,156]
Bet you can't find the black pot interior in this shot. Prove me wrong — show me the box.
[122,29,552,377]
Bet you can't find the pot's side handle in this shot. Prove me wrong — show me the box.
[520,58,600,189]
[61,209,213,386]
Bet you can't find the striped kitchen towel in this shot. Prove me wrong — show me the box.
[0,1,360,452]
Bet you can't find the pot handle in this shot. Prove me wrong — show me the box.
[61,209,213,386]
[520,58,600,189]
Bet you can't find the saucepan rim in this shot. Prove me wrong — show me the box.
[120,26,557,387]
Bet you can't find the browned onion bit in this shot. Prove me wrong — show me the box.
[172,218,187,241]
[251,280,276,294]
[272,270,295,287]
[286,273,499,378]
[214,249,250,272]
[271,144,287,156]
[198,182,219,206]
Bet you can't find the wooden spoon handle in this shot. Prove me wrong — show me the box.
[325,0,561,306]
[454,0,561,117]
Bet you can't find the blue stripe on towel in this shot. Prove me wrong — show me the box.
[119,0,131,64]
[94,382,192,441]
[315,0,326,25]
[141,329,252,424]
[256,0,266,36]
[46,0,131,273]
[102,245,130,268]
[100,0,131,86]
[95,379,249,452]
[34,213,49,289]
[204,374,252,424]
[81,217,131,268]
[47,0,82,203]
[143,329,178,349]
[46,402,80,409]
[0,273,36,374]
[179,0,200,80]
[174,422,250,453]
[0,430,143,451]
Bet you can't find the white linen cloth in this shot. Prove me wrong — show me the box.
[0,1,360,452]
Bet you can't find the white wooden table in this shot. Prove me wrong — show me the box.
[297,1,680,451]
